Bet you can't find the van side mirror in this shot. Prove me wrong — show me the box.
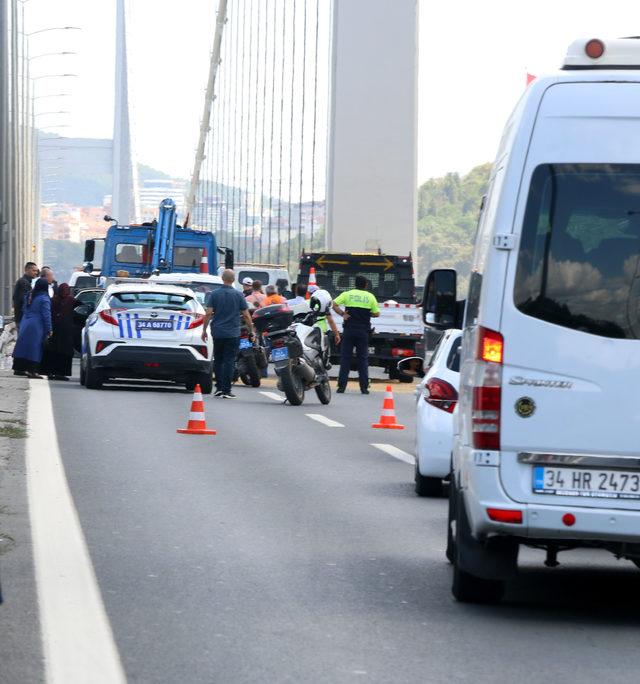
[396,356,425,379]
[84,239,95,263]
[422,269,457,329]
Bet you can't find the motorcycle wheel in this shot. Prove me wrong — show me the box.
[315,378,331,405]
[280,363,305,405]
[240,356,261,387]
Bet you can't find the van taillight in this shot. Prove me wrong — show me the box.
[472,327,503,450]
[424,378,458,413]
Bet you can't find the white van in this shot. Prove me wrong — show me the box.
[232,263,291,294]
[424,38,640,603]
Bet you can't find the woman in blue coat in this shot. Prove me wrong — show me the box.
[12,277,53,379]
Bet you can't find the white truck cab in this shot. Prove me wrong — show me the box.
[425,37,640,602]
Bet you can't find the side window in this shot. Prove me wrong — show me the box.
[464,163,505,327]
[426,332,446,369]
[115,243,143,264]
[173,247,204,268]
[239,270,270,284]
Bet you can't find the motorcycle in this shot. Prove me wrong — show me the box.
[234,317,267,387]
[252,303,332,406]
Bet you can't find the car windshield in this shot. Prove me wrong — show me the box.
[107,292,198,312]
[515,163,640,339]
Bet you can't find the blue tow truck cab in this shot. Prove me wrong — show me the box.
[84,198,231,278]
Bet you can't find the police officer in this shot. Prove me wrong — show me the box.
[332,275,380,394]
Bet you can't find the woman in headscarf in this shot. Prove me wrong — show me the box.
[12,277,53,379]
[46,283,80,380]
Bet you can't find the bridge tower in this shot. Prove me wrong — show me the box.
[326,0,418,258]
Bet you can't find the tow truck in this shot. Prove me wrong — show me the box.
[297,251,424,382]
[83,198,233,279]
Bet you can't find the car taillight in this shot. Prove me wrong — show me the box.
[187,315,205,329]
[471,327,503,450]
[99,309,119,326]
[391,348,413,357]
[424,377,458,413]
[191,345,208,358]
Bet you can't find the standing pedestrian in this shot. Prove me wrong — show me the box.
[40,266,58,298]
[263,284,286,306]
[46,283,79,381]
[201,269,256,399]
[241,277,254,297]
[12,278,53,379]
[332,275,380,394]
[12,261,39,328]
[286,283,308,307]
[246,280,266,308]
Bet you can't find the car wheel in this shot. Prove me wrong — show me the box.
[80,357,87,386]
[196,372,213,395]
[84,356,103,390]
[446,477,456,563]
[452,494,505,604]
[414,462,443,497]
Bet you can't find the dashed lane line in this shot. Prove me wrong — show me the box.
[260,391,284,402]
[371,443,414,465]
[305,414,345,428]
[26,381,126,684]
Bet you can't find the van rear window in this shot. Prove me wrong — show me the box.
[514,164,640,339]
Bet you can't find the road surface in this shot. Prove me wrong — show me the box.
[2,371,640,682]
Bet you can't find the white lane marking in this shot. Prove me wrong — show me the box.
[371,443,414,465]
[305,413,345,428]
[260,391,283,402]
[26,381,126,684]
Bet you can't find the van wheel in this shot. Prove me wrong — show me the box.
[84,358,103,390]
[414,463,442,497]
[452,494,505,604]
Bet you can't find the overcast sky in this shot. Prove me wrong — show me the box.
[25,0,639,183]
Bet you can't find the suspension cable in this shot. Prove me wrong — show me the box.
[286,0,297,270]
[250,0,261,263]
[310,0,320,248]
[298,0,308,258]
[258,0,269,263]
[266,0,278,263]
[276,0,287,265]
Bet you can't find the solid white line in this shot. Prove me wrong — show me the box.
[371,443,414,465]
[26,381,126,684]
[260,391,283,402]
[305,413,345,428]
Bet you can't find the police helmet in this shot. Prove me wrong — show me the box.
[309,288,332,314]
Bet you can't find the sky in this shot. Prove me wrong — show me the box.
[24,0,640,184]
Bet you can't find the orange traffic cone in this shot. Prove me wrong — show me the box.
[199,248,209,274]
[177,384,217,435]
[305,267,318,299]
[372,385,405,430]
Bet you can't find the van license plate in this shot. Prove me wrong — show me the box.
[135,320,174,331]
[533,466,640,499]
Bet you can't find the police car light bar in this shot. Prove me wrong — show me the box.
[563,37,640,69]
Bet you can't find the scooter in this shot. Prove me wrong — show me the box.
[254,305,331,406]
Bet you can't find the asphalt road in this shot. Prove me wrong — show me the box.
[8,371,640,682]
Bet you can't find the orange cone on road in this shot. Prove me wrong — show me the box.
[199,248,209,274]
[372,385,405,430]
[305,267,318,299]
[177,384,217,435]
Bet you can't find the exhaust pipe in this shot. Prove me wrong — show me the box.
[296,358,316,383]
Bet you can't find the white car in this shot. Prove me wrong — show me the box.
[413,329,461,497]
[80,283,214,392]
[424,37,640,604]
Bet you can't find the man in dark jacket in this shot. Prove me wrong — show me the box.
[13,262,39,325]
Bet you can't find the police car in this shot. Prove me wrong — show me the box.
[80,283,214,392]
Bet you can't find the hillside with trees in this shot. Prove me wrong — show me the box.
[417,162,491,285]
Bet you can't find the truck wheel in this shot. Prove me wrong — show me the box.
[280,364,304,405]
[452,494,505,604]
[414,462,442,497]
[84,358,103,390]
[240,357,261,387]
